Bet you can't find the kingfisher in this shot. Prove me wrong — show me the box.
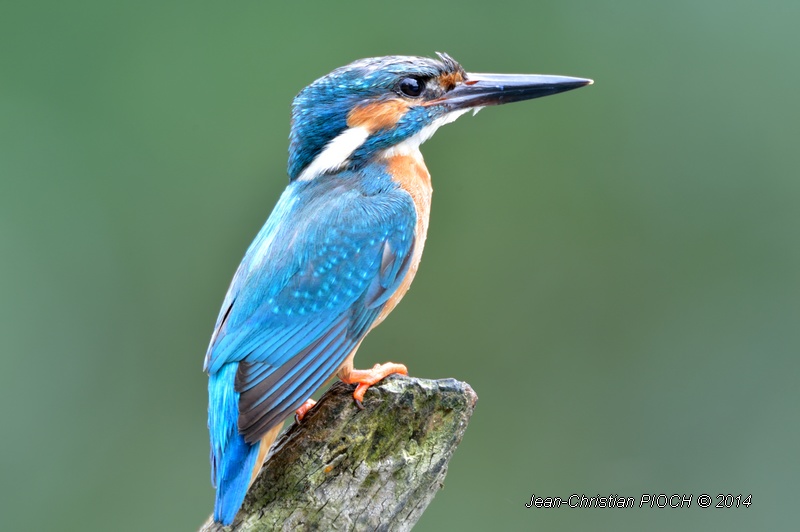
[204,52,591,524]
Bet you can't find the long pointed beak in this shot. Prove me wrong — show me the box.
[430,73,592,110]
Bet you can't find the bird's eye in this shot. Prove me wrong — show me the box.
[398,77,425,98]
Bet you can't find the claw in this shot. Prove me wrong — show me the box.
[340,362,408,408]
[294,398,317,423]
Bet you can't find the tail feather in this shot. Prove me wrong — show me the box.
[213,432,260,524]
[209,364,261,526]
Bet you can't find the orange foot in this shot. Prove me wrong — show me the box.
[294,398,317,423]
[339,362,408,409]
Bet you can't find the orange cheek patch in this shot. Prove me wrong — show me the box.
[347,100,409,132]
[438,71,464,91]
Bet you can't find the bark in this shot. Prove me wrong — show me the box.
[199,376,478,531]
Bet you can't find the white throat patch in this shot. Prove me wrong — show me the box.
[381,109,471,159]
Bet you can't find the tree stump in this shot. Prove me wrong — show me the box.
[199,376,478,531]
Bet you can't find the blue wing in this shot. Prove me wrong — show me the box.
[205,175,417,444]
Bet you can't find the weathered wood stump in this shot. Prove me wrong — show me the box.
[199,376,477,531]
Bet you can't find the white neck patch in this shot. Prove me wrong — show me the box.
[296,126,371,182]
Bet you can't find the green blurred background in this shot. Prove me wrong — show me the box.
[2,0,798,530]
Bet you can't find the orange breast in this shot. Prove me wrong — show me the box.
[372,153,432,328]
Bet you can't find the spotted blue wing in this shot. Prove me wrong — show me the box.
[205,177,416,444]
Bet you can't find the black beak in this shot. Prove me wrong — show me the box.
[431,73,592,110]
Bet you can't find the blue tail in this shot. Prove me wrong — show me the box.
[208,363,261,525]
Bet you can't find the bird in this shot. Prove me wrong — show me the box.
[204,52,591,525]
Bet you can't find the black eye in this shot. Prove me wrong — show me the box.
[398,77,424,97]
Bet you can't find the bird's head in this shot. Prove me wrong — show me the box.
[288,53,591,181]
